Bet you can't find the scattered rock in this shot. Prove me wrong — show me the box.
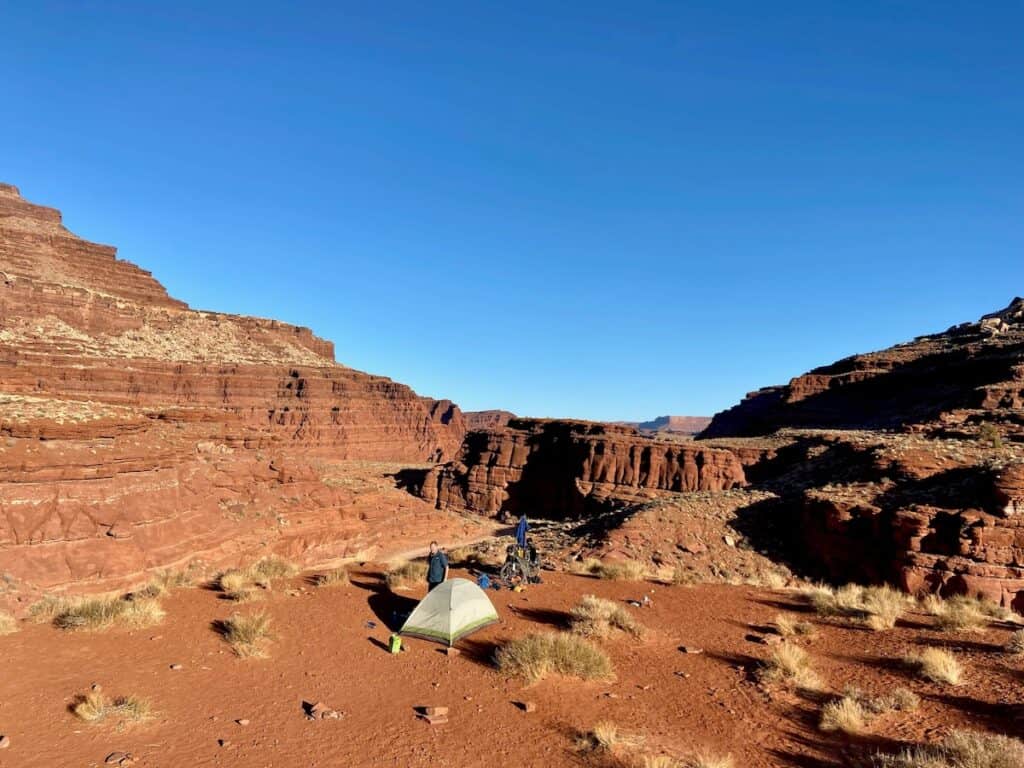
[445,647,460,657]
[104,752,134,766]
[169,663,183,671]
[724,535,736,548]
[217,739,229,748]
[420,714,448,725]
[236,719,250,727]
[306,701,343,721]
[517,701,536,713]
[0,735,10,750]
[424,706,448,717]
[679,645,704,654]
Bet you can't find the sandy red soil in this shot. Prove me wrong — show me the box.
[1,567,1022,768]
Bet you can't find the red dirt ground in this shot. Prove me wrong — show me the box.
[1,567,1022,768]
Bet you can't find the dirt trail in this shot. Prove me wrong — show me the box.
[0,569,1021,767]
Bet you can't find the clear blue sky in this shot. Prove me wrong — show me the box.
[2,2,1021,421]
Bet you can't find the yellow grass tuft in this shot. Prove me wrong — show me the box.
[72,690,151,725]
[569,595,645,639]
[870,729,1024,768]
[220,611,274,658]
[1005,629,1024,655]
[807,583,907,630]
[820,695,867,734]
[757,641,823,691]
[577,721,644,754]
[217,556,298,600]
[315,568,350,588]
[904,647,962,685]
[686,754,735,768]
[495,632,614,683]
[592,559,648,582]
[50,595,165,632]
[0,610,18,635]
[385,560,428,591]
[775,613,816,638]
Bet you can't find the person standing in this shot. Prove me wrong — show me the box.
[426,541,449,592]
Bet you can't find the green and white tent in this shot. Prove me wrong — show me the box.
[399,578,499,646]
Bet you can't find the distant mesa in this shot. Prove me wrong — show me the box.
[464,410,516,431]
[617,415,711,435]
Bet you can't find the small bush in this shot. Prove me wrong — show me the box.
[904,647,962,685]
[808,584,906,630]
[874,687,921,713]
[687,755,735,768]
[216,556,298,600]
[580,558,648,581]
[133,568,196,599]
[1005,629,1024,654]
[52,595,165,631]
[570,595,645,639]
[29,595,72,622]
[72,690,151,725]
[871,729,1024,768]
[495,632,613,683]
[0,610,18,635]
[315,568,350,588]
[933,597,988,633]
[979,423,1003,451]
[221,611,274,658]
[757,641,823,691]
[820,695,867,734]
[577,721,643,754]
[249,556,298,585]
[385,560,428,591]
[670,565,699,586]
[775,613,816,638]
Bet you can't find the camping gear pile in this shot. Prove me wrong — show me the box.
[499,515,542,588]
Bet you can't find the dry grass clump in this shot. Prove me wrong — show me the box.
[807,584,907,630]
[72,690,152,725]
[576,721,644,755]
[385,560,428,591]
[684,755,735,768]
[220,611,274,658]
[314,568,350,587]
[1004,629,1024,654]
[0,610,18,635]
[577,558,648,582]
[820,695,868,734]
[570,595,645,639]
[495,632,613,683]
[132,567,197,599]
[819,686,920,734]
[870,729,1024,768]
[904,647,963,685]
[775,613,817,638]
[217,556,299,600]
[925,594,1015,633]
[757,641,823,691]
[46,594,165,632]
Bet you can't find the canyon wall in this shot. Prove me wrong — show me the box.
[417,418,747,518]
[0,183,469,596]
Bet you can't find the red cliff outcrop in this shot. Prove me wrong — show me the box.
[417,418,746,518]
[0,183,472,597]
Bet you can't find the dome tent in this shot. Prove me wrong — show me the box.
[399,578,499,646]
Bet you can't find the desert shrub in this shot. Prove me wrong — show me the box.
[495,632,613,683]
[871,729,1024,768]
[904,647,962,685]
[979,423,1003,451]
[28,595,72,622]
[133,567,197,599]
[933,596,988,633]
[686,755,735,768]
[808,584,906,630]
[576,721,644,755]
[1005,629,1024,654]
[670,565,700,586]
[581,557,643,581]
[0,610,17,635]
[820,695,867,734]
[72,690,151,725]
[775,613,816,638]
[52,595,164,631]
[570,595,645,639]
[385,560,428,590]
[248,556,298,584]
[820,686,920,734]
[757,641,823,691]
[216,556,298,600]
[315,568,350,588]
[220,611,274,658]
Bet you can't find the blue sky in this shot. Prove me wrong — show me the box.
[2,2,1021,421]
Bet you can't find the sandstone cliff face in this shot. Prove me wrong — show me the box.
[702,298,1024,440]
[0,183,468,595]
[464,409,516,431]
[418,418,746,518]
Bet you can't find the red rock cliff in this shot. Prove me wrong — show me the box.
[418,418,747,517]
[0,183,468,595]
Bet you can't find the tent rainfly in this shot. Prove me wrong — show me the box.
[399,578,499,646]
